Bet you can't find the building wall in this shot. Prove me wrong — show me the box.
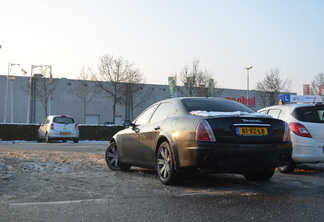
[0,75,286,124]
[0,76,30,123]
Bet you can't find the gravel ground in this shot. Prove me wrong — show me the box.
[1,146,324,194]
[1,145,324,222]
[0,148,110,202]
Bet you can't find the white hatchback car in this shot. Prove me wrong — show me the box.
[258,103,324,173]
[37,115,80,143]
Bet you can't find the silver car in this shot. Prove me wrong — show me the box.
[37,115,79,143]
[258,103,324,173]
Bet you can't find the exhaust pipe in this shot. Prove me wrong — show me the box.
[203,155,220,162]
[279,155,291,161]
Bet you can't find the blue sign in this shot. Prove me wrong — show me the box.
[279,94,322,103]
[279,94,290,102]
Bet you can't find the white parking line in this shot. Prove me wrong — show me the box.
[10,198,109,206]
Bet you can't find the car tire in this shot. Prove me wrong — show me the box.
[243,168,275,181]
[156,141,182,185]
[105,142,130,171]
[45,133,51,143]
[278,159,296,174]
[73,139,79,143]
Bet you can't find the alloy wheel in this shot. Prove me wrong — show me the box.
[106,142,119,170]
[157,144,171,181]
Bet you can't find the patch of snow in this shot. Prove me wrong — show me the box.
[78,124,123,127]
[0,140,109,144]
[0,123,40,126]
[0,123,123,127]
[0,140,36,144]
[65,140,109,144]
[190,110,272,118]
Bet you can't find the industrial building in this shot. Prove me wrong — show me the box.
[0,75,282,125]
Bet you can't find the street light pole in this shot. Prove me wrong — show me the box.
[27,65,42,123]
[4,63,20,123]
[8,75,16,123]
[244,66,253,105]
[3,63,9,123]
[44,65,52,115]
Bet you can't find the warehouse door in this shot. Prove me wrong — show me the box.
[85,115,100,124]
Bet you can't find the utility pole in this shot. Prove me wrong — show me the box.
[244,66,253,105]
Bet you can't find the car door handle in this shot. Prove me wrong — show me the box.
[154,126,160,130]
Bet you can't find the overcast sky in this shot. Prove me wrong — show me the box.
[1,0,323,95]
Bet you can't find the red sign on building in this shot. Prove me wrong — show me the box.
[319,86,322,95]
[303,84,310,95]
[226,96,256,107]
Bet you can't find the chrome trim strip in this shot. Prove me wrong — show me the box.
[233,123,271,127]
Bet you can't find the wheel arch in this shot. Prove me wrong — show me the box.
[110,138,116,144]
[155,135,180,171]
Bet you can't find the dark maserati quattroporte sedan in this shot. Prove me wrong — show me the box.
[106,97,292,185]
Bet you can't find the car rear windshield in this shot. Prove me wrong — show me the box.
[53,117,75,124]
[182,98,255,113]
[292,106,324,123]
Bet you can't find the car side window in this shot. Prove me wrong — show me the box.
[150,102,174,124]
[267,109,282,119]
[318,110,324,121]
[278,110,286,120]
[135,104,158,125]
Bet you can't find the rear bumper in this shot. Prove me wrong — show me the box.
[48,136,79,141]
[291,135,324,163]
[292,143,324,163]
[175,141,292,173]
[48,130,79,140]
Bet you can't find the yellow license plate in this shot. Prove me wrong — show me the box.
[61,133,70,136]
[237,127,268,136]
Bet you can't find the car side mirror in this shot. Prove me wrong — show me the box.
[122,120,132,127]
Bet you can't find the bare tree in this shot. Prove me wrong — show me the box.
[178,60,199,96]
[256,90,270,107]
[177,59,217,97]
[195,68,216,97]
[121,68,148,120]
[93,54,132,123]
[310,73,324,95]
[69,67,99,123]
[31,66,58,117]
[256,68,291,106]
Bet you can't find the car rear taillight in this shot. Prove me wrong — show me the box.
[75,124,78,130]
[50,124,54,130]
[283,122,291,141]
[289,122,312,138]
[196,120,216,141]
